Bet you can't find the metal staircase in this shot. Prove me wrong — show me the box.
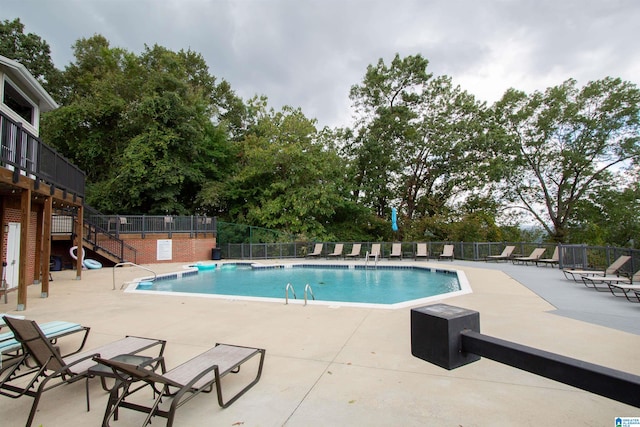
[82,205,137,264]
[53,205,137,264]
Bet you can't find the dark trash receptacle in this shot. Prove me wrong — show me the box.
[50,256,63,271]
[211,248,222,260]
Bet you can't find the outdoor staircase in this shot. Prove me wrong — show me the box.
[50,205,137,265]
[81,205,137,264]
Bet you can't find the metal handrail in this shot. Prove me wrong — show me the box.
[304,284,315,306]
[285,283,296,304]
[113,262,157,290]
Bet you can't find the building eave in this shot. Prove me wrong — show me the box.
[0,54,58,112]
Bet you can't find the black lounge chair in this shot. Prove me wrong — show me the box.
[1,319,90,368]
[96,343,265,426]
[0,316,165,427]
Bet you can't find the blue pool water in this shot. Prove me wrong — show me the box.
[134,264,463,306]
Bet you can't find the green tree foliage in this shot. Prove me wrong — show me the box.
[0,18,61,97]
[217,101,350,239]
[41,37,238,214]
[491,78,640,242]
[346,54,489,236]
[568,176,640,247]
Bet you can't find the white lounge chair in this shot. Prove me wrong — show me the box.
[563,255,631,282]
[582,269,640,292]
[345,244,362,259]
[512,248,546,265]
[606,282,640,302]
[389,243,402,259]
[368,244,381,260]
[485,245,515,262]
[536,246,559,267]
[439,245,454,261]
[414,243,429,260]
[306,243,323,257]
[327,244,344,258]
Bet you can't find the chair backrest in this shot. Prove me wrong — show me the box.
[605,255,631,275]
[391,243,401,255]
[348,244,361,255]
[529,248,546,259]
[550,246,559,260]
[311,243,323,254]
[3,316,68,372]
[501,246,516,257]
[332,244,343,255]
[370,244,381,256]
[416,243,428,256]
[442,245,454,256]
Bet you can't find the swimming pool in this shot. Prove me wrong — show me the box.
[127,263,472,309]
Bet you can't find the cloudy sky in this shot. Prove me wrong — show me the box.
[4,0,640,128]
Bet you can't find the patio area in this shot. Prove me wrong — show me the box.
[1,259,639,426]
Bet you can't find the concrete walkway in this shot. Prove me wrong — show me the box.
[1,259,639,426]
[454,259,640,335]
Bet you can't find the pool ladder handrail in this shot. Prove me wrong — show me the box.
[304,284,315,306]
[285,283,296,304]
[113,262,157,290]
[364,251,378,269]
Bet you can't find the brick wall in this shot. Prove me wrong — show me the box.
[120,234,217,264]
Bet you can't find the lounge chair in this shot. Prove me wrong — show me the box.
[306,243,323,258]
[606,282,640,303]
[368,244,381,260]
[562,255,631,282]
[485,245,515,262]
[1,319,90,368]
[414,243,429,260]
[96,343,265,426]
[0,316,165,427]
[345,244,362,259]
[389,243,402,259]
[439,245,454,261]
[512,248,546,265]
[327,243,344,258]
[0,314,25,328]
[536,246,559,267]
[581,269,640,292]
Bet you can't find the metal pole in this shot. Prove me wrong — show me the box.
[460,330,640,408]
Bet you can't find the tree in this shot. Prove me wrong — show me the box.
[41,37,237,214]
[346,53,489,236]
[0,18,61,97]
[491,78,640,242]
[568,175,640,247]
[217,101,348,239]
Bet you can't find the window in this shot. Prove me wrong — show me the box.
[3,79,35,125]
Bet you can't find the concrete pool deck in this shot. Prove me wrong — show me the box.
[1,259,639,426]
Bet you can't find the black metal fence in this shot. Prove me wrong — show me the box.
[219,241,639,272]
[0,110,85,197]
[84,214,217,238]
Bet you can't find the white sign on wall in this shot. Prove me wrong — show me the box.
[156,239,173,261]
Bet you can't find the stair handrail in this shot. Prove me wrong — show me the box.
[83,217,137,263]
